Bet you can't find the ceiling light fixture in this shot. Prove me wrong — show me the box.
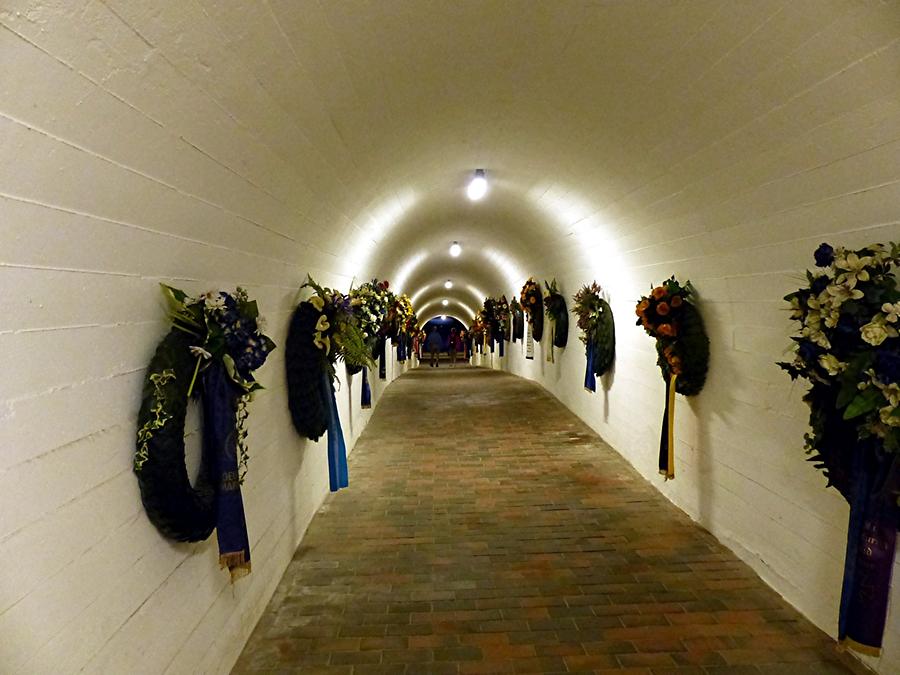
[444,279,453,289]
[441,315,447,320]
[466,169,488,201]
[449,241,462,257]
[442,299,449,306]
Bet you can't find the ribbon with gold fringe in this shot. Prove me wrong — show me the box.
[838,446,897,655]
[546,318,555,363]
[658,373,677,480]
[204,364,251,582]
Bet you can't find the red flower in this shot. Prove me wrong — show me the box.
[657,323,676,337]
[652,286,667,300]
[671,295,683,308]
[656,302,670,316]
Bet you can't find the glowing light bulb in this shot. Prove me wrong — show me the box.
[442,299,449,306]
[444,280,453,289]
[441,315,447,320]
[466,169,488,201]
[449,241,462,257]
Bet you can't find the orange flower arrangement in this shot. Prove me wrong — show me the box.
[635,275,708,395]
[520,277,545,341]
[636,276,709,484]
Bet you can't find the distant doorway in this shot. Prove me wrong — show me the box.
[421,316,466,366]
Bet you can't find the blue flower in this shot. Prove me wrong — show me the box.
[810,275,829,294]
[814,243,834,267]
[836,314,858,336]
[798,340,823,363]
[874,349,900,384]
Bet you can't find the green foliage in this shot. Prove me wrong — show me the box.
[573,283,615,376]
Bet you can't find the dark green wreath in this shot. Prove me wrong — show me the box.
[544,280,568,348]
[656,302,709,396]
[135,329,216,542]
[285,302,329,441]
[593,298,616,376]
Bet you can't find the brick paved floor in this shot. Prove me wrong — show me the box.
[233,366,859,675]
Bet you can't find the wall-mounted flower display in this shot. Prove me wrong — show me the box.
[573,282,615,390]
[636,276,709,481]
[135,284,275,580]
[543,278,568,350]
[520,277,544,341]
[779,242,899,655]
[285,277,375,491]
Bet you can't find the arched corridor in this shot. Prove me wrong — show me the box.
[3,1,900,673]
[234,365,853,674]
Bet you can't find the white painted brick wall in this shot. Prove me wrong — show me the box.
[473,87,900,675]
[4,1,900,674]
[0,4,409,673]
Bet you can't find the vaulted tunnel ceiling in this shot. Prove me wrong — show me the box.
[9,0,896,317]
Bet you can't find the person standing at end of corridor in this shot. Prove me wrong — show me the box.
[426,326,443,367]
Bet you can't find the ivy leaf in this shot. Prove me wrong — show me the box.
[842,388,883,420]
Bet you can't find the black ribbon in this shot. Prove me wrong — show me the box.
[658,374,676,480]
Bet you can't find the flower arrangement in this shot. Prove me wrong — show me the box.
[498,295,511,339]
[636,276,709,481]
[286,277,374,441]
[779,243,900,463]
[351,279,393,341]
[134,284,275,579]
[635,276,709,395]
[778,241,899,654]
[573,282,615,380]
[470,314,486,353]
[482,296,500,337]
[520,277,545,341]
[543,279,568,348]
[350,279,394,378]
[137,285,275,480]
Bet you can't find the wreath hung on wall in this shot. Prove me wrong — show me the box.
[285,277,374,491]
[636,277,709,480]
[544,278,568,350]
[520,277,544,341]
[778,242,900,655]
[573,282,615,390]
[510,297,524,342]
[499,295,512,342]
[135,285,274,580]
[480,296,507,355]
[353,279,394,381]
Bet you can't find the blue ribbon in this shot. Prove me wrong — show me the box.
[397,333,407,362]
[838,447,897,653]
[322,371,349,492]
[361,366,371,408]
[584,339,596,392]
[203,363,251,580]
[378,338,387,379]
[499,333,505,357]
